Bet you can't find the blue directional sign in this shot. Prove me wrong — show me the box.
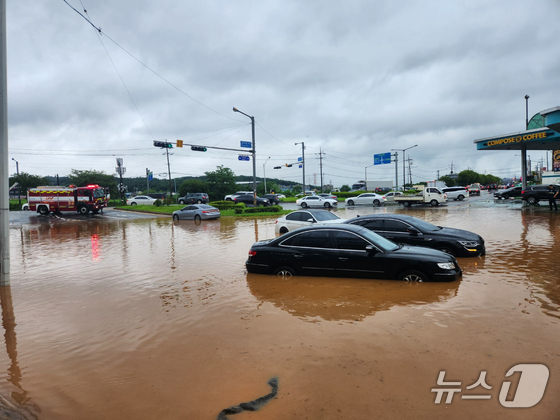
[148,172,153,181]
[298,157,303,162]
[374,152,392,165]
[238,155,250,161]
[240,141,252,148]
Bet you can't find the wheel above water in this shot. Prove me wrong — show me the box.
[400,270,428,282]
[273,266,296,279]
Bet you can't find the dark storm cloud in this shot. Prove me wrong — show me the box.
[5,0,560,184]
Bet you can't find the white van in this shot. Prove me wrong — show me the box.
[442,187,469,201]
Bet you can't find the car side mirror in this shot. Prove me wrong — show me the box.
[307,218,315,223]
[365,245,377,253]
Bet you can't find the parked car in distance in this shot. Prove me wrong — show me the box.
[246,224,462,282]
[172,204,220,221]
[494,186,522,200]
[274,209,345,234]
[233,194,270,206]
[296,195,337,208]
[344,214,485,257]
[442,187,469,201]
[262,194,281,205]
[345,193,386,206]
[521,184,560,205]
[224,191,253,201]
[318,193,337,200]
[383,191,403,202]
[126,195,157,206]
[178,193,209,205]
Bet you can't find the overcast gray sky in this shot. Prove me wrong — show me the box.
[6,0,560,188]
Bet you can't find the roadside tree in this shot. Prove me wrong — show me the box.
[205,166,237,201]
[69,169,118,198]
[179,179,209,198]
[9,172,49,195]
[439,176,456,187]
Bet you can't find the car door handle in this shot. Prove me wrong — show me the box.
[294,254,304,259]
[338,257,348,261]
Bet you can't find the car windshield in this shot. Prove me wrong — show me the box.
[358,229,400,252]
[313,212,340,221]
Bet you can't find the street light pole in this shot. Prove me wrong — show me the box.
[263,156,271,194]
[295,142,305,194]
[11,158,19,205]
[525,95,530,129]
[233,107,257,205]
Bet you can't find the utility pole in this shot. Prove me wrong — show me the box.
[116,158,125,203]
[407,158,413,186]
[0,0,10,285]
[316,148,325,192]
[165,148,172,200]
[295,142,305,194]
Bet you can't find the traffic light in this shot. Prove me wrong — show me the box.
[153,141,172,148]
[191,146,207,152]
[286,163,293,167]
[273,166,282,169]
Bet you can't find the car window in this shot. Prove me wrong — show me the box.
[383,220,409,232]
[307,197,319,200]
[352,219,383,231]
[287,212,310,222]
[313,212,339,221]
[294,231,332,248]
[334,231,370,250]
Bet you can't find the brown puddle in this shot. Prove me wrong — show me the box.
[1,205,560,419]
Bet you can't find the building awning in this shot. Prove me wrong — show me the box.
[474,106,560,151]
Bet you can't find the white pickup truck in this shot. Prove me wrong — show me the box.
[394,187,448,207]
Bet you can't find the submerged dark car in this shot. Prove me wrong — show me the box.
[494,186,522,200]
[344,214,485,257]
[246,224,462,282]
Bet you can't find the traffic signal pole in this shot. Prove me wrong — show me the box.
[0,0,8,285]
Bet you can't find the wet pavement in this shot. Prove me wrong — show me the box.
[1,199,560,419]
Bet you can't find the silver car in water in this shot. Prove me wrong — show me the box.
[172,204,221,222]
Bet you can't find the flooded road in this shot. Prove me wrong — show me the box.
[2,203,560,419]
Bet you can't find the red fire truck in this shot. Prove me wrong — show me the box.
[27,185,109,215]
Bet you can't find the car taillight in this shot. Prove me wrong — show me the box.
[275,220,278,223]
[248,250,257,257]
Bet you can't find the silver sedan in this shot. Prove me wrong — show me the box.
[172,204,221,222]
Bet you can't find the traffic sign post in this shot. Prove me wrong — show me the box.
[240,141,252,148]
[238,155,250,161]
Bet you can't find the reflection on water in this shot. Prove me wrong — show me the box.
[247,273,460,322]
[1,206,559,419]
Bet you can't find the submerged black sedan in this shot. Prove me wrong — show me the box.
[246,224,462,282]
[344,214,485,257]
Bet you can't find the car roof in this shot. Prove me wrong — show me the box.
[345,214,418,224]
[289,209,334,215]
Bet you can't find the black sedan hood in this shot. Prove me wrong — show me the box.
[393,245,455,262]
[433,227,482,242]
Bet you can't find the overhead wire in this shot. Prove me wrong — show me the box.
[63,0,243,123]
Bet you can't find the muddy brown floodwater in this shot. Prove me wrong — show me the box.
[2,204,560,419]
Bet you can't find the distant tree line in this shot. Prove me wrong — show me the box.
[439,170,501,187]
